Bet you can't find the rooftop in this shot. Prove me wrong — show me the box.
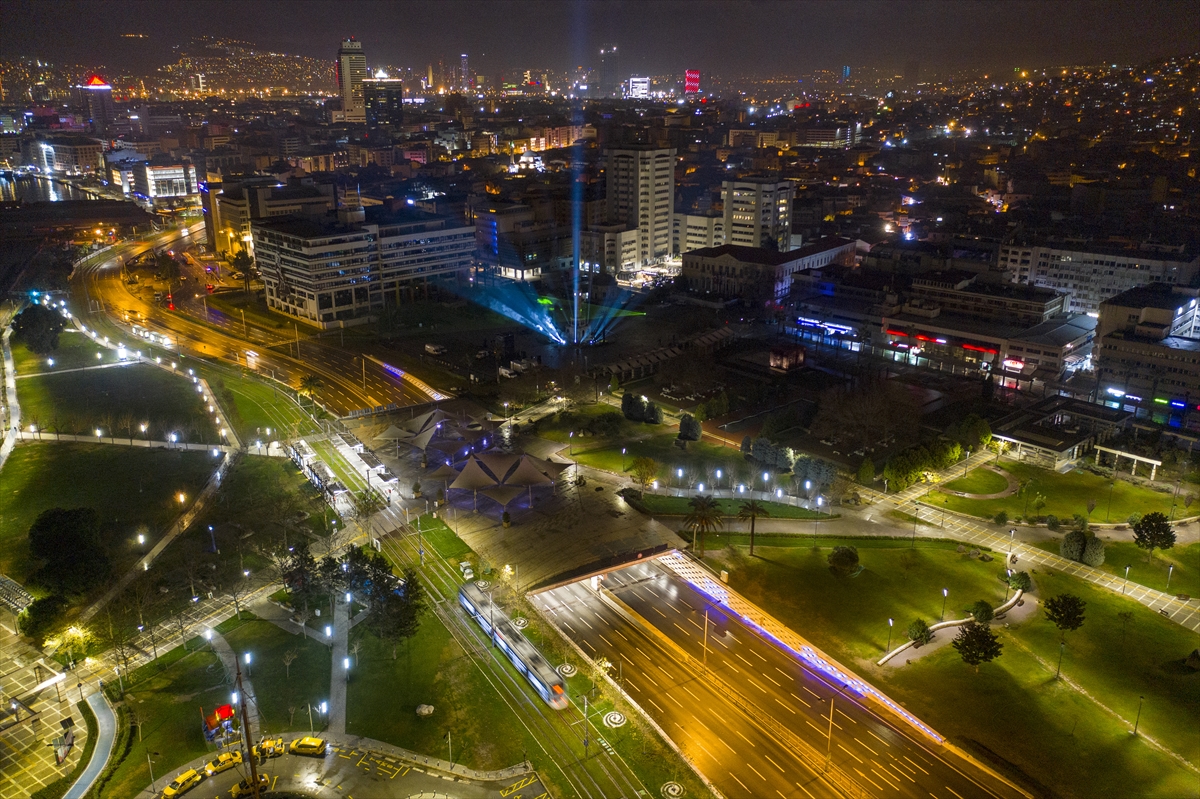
[686,237,852,266]
[1100,283,1197,312]
[1012,314,1097,347]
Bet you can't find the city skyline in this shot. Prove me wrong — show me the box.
[3,0,1199,79]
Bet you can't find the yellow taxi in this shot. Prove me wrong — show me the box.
[230,774,270,797]
[161,768,202,797]
[203,749,242,776]
[288,736,328,756]
[252,737,284,759]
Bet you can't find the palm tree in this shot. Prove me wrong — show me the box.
[298,374,324,408]
[738,499,771,557]
[230,248,254,296]
[685,495,724,558]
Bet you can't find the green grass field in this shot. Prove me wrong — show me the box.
[100,645,227,799]
[10,329,109,374]
[707,539,1200,799]
[558,429,751,484]
[411,513,472,560]
[223,619,332,735]
[1031,539,1200,597]
[939,467,1010,495]
[637,493,833,519]
[16,361,217,441]
[0,442,214,585]
[191,361,320,443]
[931,461,1182,522]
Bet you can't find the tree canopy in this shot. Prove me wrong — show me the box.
[678,413,702,442]
[12,304,66,355]
[684,495,723,557]
[629,456,660,488]
[27,507,111,593]
[1132,512,1175,562]
[1044,593,1087,641]
[952,621,1003,671]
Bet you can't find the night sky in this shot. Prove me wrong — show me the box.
[3,0,1198,77]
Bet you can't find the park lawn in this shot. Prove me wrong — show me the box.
[1030,540,1200,598]
[10,329,107,374]
[637,494,833,520]
[16,361,218,442]
[206,289,322,333]
[345,617,534,770]
[222,619,332,735]
[0,442,214,585]
[566,431,750,482]
[707,540,1200,799]
[534,402,644,444]
[939,467,1009,495]
[931,461,1179,522]
[412,513,473,560]
[102,646,227,799]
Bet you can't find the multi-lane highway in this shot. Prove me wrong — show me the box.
[534,560,1023,799]
[68,224,433,415]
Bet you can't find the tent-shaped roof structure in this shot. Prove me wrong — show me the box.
[441,452,567,507]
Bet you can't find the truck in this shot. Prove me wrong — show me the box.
[425,343,447,356]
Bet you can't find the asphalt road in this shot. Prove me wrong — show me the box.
[534,561,1022,799]
[68,226,429,415]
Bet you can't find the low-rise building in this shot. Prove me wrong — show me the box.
[205,176,337,257]
[682,237,855,302]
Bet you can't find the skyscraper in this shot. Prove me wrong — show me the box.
[336,37,367,122]
[599,44,618,97]
[364,71,404,130]
[74,74,114,135]
[722,177,794,251]
[461,54,470,92]
[605,145,676,266]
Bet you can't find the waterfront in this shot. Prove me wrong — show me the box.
[0,175,99,203]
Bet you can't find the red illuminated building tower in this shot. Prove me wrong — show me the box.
[74,74,114,134]
[684,69,700,94]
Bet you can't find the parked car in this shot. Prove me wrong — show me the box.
[425,343,447,355]
[289,736,328,756]
[231,774,270,798]
[204,750,242,776]
[253,737,284,759]
[161,769,202,797]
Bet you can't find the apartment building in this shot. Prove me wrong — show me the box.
[604,145,675,266]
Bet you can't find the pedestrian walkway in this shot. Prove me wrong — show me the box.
[209,630,260,733]
[0,326,23,472]
[14,430,237,453]
[62,692,116,799]
[327,597,350,734]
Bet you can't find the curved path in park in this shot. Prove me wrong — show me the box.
[63,692,116,799]
[936,464,1019,499]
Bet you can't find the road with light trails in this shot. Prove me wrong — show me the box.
[534,561,1026,799]
[67,224,431,415]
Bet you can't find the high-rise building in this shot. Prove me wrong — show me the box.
[722,177,794,251]
[627,77,649,99]
[363,71,404,130]
[74,74,115,135]
[842,65,851,82]
[684,70,700,94]
[335,37,367,122]
[599,44,619,97]
[605,145,675,266]
[460,54,469,91]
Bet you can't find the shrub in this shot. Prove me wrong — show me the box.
[857,457,874,485]
[18,594,67,642]
[907,618,933,645]
[1071,513,1089,533]
[968,599,994,623]
[678,413,701,441]
[1061,529,1087,562]
[827,546,860,577]
[1007,571,1032,592]
[1046,515,1061,531]
[1081,534,1106,567]
[992,510,1008,526]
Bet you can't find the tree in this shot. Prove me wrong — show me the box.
[1061,529,1087,562]
[1007,571,1032,592]
[27,507,111,593]
[1131,512,1175,562]
[629,456,659,488]
[737,499,771,557]
[156,251,181,285]
[621,392,644,422]
[993,510,1008,526]
[12,303,67,354]
[368,567,427,659]
[684,495,724,558]
[1081,534,1106,567]
[282,543,320,612]
[282,648,298,679]
[678,413,702,442]
[644,401,664,425]
[827,546,860,577]
[907,618,932,646]
[857,457,874,485]
[352,490,385,540]
[230,247,255,295]
[1043,594,1087,642]
[298,374,324,407]
[952,621,1003,672]
[318,554,348,612]
[967,599,994,623]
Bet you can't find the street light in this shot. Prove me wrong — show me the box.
[1124,564,1131,594]
[940,587,949,620]
[1167,564,1175,592]
[813,496,823,547]
[137,533,145,547]
[344,657,351,682]
[569,431,574,455]
[1009,528,1016,564]
[244,652,252,677]
[621,448,627,471]
[886,617,894,652]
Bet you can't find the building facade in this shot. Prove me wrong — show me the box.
[604,145,675,267]
[672,213,724,256]
[74,75,115,135]
[683,238,855,302]
[363,73,403,129]
[335,38,367,123]
[1096,285,1200,410]
[131,157,199,206]
[205,176,337,257]
[1001,241,1199,315]
[721,177,793,251]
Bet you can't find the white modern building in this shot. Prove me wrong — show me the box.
[132,157,199,205]
[251,199,474,325]
[1001,241,1199,315]
[627,77,650,98]
[604,145,676,267]
[722,177,794,251]
[672,213,725,255]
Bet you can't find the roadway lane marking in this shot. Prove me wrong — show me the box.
[837,743,863,763]
[747,763,768,781]
[687,617,704,631]
[728,772,751,795]
[682,729,718,761]
[805,721,824,736]
[867,729,891,748]
[712,635,730,648]
[789,692,811,708]
[626,679,641,693]
[666,693,684,708]
[673,622,692,637]
[748,648,767,662]
[880,760,913,784]
[774,698,796,714]
[853,768,885,793]
[903,755,930,775]
[654,607,669,619]
[761,672,781,687]
[855,737,879,756]
[733,729,756,748]
[795,781,817,798]
[775,667,793,681]
[648,698,665,713]
[945,787,966,799]
[748,679,768,693]
[836,708,856,725]
[764,754,786,773]
[734,652,755,667]
[643,673,659,687]
[890,757,916,777]
[613,629,628,641]
[635,646,649,658]
[682,685,700,702]
[599,633,614,648]
[802,686,821,699]
[582,640,595,653]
